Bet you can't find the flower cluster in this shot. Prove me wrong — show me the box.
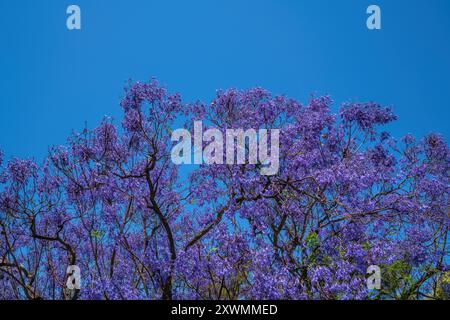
[0,79,448,300]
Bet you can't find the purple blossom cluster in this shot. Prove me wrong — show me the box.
[0,79,449,300]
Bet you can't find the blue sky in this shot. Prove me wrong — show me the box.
[0,0,449,159]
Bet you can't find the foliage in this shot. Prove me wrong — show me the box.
[0,80,449,300]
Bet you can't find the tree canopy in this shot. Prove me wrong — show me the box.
[0,80,449,300]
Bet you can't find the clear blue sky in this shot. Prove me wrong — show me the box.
[0,0,449,159]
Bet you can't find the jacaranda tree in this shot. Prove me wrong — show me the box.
[0,79,449,300]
